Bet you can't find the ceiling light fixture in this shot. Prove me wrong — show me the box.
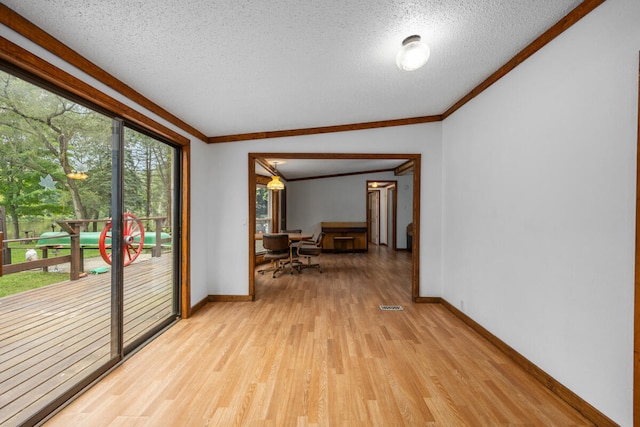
[396,35,430,71]
[267,162,285,191]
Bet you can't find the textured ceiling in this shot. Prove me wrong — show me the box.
[2,0,582,138]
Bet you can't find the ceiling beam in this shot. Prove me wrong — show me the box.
[394,160,414,176]
[287,168,397,182]
[208,115,442,144]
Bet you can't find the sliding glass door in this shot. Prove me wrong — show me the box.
[0,70,117,426]
[122,126,178,349]
[0,68,180,425]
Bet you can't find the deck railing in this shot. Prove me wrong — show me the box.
[0,217,170,280]
[2,233,77,277]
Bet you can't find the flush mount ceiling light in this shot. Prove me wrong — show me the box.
[396,35,430,71]
[267,162,285,191]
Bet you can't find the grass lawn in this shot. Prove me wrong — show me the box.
[0,270,70,298]
[1,242,95,298]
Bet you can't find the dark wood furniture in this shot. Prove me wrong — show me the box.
[255,233,313,242]
[320,222,367,253]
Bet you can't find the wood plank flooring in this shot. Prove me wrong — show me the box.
[0,256,174,426]
[44,246,592,426]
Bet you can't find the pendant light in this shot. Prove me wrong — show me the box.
[267,162,285,191]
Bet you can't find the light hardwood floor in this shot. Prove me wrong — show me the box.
[44,246,592,426]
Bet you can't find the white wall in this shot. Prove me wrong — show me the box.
[287,172,413,248]
[188,139,211,306]
[286,172,393,233]
[396,174,414,250]
[442,0,639,424]
[285,171,407,248]
[204,123,443,296]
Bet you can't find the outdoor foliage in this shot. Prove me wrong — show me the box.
[256,186,270,234]
[0,70,174,238]
[256,187,269,219]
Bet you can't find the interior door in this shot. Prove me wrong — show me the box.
[387,187,395,249]
[368,191,380,244]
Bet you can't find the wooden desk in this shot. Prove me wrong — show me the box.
[320,222,367,252]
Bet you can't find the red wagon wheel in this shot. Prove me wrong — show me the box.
[99,213,145,266]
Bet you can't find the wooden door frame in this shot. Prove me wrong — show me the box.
[634,51,640,426]
[248,153,421,301]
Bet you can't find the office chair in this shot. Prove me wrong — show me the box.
[297,232,325,273]
[259,234,297,278]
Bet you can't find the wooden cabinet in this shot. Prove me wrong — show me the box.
[321,222,368,252]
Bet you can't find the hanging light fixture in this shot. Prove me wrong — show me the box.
[267,175,284,191]
[396,35,430,71]
[267,162,285,191]
[66,171,88,180]
[66,163,88,180]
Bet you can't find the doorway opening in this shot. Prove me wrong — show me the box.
[367,180,397,249]
[248,153,420,301]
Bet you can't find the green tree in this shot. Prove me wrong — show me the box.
[0,71,111,226]
[124,129,172,230]
[0,124,69,238]
[0,71,171,238]
[0,71,117,234]
[149,139,173,228]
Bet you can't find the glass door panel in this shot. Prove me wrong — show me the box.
[121,127,178,348]
[0,70,115,425]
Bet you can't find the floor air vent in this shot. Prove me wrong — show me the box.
[379,305,404,311]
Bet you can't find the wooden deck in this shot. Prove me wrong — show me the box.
[0,256,174,426]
